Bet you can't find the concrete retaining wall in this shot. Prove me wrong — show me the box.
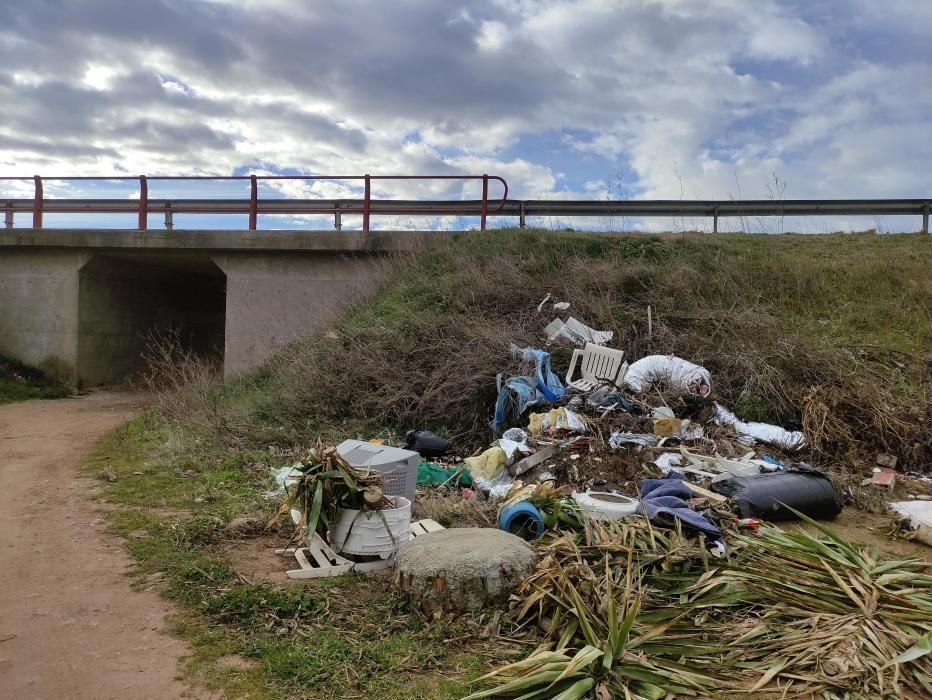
[0,229,436,384]
[0,250,87,382]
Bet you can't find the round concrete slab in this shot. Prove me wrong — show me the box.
[393,528,538,614]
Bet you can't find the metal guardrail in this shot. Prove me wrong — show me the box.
[1,176,929,233]
[0,174,509,232]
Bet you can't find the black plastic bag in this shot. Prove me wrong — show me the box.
[711,466,842,521]
[405,430,451,458]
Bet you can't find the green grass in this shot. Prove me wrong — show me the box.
[0,354,71,404]
[86,415,516,699]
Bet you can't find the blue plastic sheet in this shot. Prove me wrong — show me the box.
[513,345,566,401]
[491,347,567,436]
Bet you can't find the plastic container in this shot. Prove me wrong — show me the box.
[336,440,420,506]
[711,468,841,521]
[572,491,640,520]
[498,500,545,540]
[331,496,411,557]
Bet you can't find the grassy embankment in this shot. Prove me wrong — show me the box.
[87,230,931,698]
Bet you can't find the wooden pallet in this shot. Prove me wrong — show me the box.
[277,519,444,580]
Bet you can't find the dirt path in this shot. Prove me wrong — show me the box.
[0,392,201,699]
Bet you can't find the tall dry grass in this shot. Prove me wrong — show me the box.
[148,230,932,469]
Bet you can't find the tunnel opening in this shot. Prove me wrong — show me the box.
[77,254,226,386]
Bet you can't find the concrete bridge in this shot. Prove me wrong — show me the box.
[0,229,444,385]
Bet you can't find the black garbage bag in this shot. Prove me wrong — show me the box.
[404,430,451,458]
[711,465,842,521]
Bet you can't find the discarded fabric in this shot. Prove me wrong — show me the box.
[544,317,613,346]
[624,355,712,396]
[711,466,841,521]
[637,477,721,539]
[405,430,451,458]
[714,404,807,452]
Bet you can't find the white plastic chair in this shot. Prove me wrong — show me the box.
[565,343,628,392]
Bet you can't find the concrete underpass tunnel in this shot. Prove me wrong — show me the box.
[77,254,226,386]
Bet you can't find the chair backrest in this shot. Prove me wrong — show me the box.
[581,344,626,383]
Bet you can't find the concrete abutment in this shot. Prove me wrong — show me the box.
[0,229,438,385]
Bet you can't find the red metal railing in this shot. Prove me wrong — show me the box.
[0,174,509,231]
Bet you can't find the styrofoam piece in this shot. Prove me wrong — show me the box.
[331,496,412,557]
[890,501,932,547]
[337,439,420,505]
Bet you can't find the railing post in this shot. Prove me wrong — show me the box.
[712,206,719,234]
[480,174,489,231]
[363,174,371,232]
[334,204,342,231]
[138,175,148,230]
[4,202,12,229]
[248,175,258,230]
[164,202,173,231]
[923,202,929,234]
[519,201,526,228]
[32,175,42,229]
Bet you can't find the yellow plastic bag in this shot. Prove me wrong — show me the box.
[464,446,507,480]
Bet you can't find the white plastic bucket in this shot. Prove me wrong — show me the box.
[331,496,412,557]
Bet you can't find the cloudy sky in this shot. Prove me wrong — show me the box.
[1,0,930,231]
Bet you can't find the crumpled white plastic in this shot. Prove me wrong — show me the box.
[624,355,712,396]
[714,404,807,452]
[609,432,660,449]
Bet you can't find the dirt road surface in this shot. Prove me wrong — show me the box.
[0,392,200,699]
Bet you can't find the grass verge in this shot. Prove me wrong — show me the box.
[86,414,518,699]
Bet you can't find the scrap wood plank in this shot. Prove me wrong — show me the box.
[682,481,728,503]
[278,519,446,580]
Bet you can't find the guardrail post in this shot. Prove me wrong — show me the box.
[334,204,342,231]
[4,202,12,229]
[363,174,371,231]
[923,203,929,234]
[138,175,148,230]
[32,175,42,229]
[248,175,258,230]
[712,206,719,234]
[480,174,489,231]
[164,202,173,231]
[519,201,526,228]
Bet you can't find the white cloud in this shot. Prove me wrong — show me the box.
[0,0,927,231]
